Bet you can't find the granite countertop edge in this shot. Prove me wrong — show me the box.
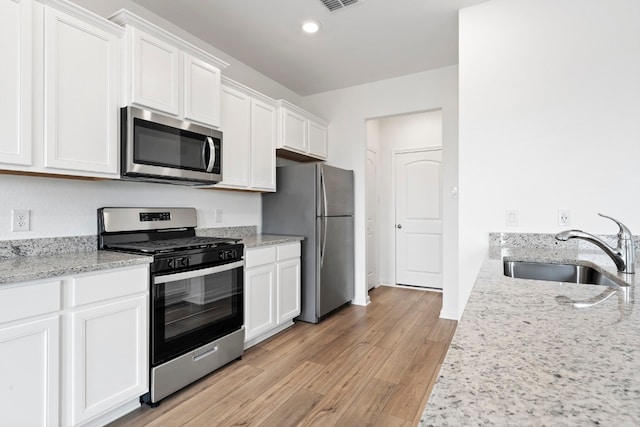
[421,244,640,425]
[240,234,304,249]
[0,233,303,287]
[0,251,153,287]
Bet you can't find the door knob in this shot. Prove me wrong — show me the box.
[396,224,402,229]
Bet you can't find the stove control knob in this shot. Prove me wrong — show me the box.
[179,257,189,267]
[167,258,175,269]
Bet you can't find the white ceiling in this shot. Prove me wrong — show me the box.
[129,0,490,96]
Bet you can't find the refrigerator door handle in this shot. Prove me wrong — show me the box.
[320,167,328,217]
[320,216,328,267]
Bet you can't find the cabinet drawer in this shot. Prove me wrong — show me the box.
[68,266,148,308]
[277,243,300,261]
[0,281,61,324]
[245,246,276,268]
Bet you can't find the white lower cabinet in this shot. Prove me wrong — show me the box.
[62,266,148,427]
[0,280,61,427]
[0,264,149,427]
[0,315,60,427]
[66,295,147,426]
[244,262,277,341]
[244,242,301,348]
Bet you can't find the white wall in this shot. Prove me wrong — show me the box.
[459,0,640,314]
[0,174,260,239]
[372,111,443,286]
[303,67,459,318]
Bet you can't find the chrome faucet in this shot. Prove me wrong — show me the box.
[555,213,635,274]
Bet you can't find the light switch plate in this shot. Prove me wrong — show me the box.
[505,210,519,227]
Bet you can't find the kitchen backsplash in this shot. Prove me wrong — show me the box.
[490,232,639,250]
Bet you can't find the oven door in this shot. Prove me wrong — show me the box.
[151,260,243,366]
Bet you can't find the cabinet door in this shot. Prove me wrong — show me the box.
[251,98,276,191]
[43,7,119,175]
[244,265,276,341]
[277,258,301,323]
[131,28,180,115]
[68,295,147,426]
[308,120,328,160]
[280,107,307,153]
[0,0,32,166]
[0,316,59,427]
[184,54,221,128]
[219,84,251,188]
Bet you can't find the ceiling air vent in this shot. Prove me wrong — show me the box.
[320,0,361,12]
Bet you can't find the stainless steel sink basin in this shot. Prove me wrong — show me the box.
[503,260,624,287]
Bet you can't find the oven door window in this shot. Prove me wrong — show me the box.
[152,262,243,365]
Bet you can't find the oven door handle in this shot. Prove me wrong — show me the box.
[154,260,244,284]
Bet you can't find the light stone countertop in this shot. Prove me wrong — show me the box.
[240,234,304,249]
[0,250,152,286]
[421,241,640,426]
[0,228,302,287]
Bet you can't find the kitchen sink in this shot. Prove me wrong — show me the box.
[503,260,625,287]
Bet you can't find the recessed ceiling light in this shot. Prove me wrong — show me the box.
[302,20,321,34]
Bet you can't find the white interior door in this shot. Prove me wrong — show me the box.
[366,148,378,290]
[395,149,443,289]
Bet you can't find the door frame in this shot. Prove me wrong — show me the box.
[392,146,443,289]
[366,147,379,293]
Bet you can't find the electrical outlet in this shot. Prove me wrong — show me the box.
[505,210,519,227]
[12,209,30,232]
[558,209,571,227]
[215,209,223,223]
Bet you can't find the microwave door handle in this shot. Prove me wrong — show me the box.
[205,137,216,173]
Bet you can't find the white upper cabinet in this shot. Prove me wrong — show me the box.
[216,78,276,192]
[219,84,251,188]
[184,54,221,127]
[111,10,228,129]
[250,97,276,190]
[276,100,328,161]
[0,0,122,178]
[42,5,120,175]
[308,119,329,159]
[130,28,180,115]
[0,0,32,166]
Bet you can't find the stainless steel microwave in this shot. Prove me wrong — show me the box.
[121,106,222,185]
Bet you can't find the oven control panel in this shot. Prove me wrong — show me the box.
[152,243,244,274]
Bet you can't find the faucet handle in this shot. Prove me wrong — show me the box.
[598,213,633,239]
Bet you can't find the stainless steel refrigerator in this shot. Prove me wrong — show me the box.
[262,163,354,323]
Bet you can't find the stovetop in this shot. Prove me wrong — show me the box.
[105,236,241,254]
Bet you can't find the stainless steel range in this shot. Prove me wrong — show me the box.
[97,207,244,406]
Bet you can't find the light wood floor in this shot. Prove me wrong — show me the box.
[109,286,457,427]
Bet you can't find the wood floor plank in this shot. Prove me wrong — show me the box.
[214,360,327,426]
[374,304,440,384]
[373,413,413,427]
[297,344,391,426]
[335,377,397,426]
[259,389,324,427]
[382,340,451,421]
[107,287,455,427]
